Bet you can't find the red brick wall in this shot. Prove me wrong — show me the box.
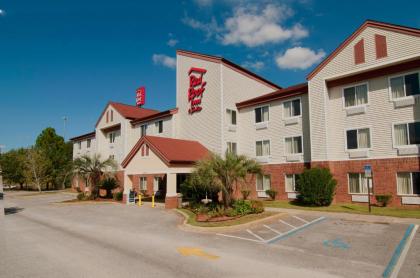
[71,170,125,193]
[130,174,165,196]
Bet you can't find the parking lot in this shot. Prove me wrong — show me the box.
[2,191,420,278]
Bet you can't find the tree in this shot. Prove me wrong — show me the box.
[35,127,72,190]
[25,148,50,192]
[73,154,117,198]
[191,152,262,208]
[0,148,27,189]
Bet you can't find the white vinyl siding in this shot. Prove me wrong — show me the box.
[226,109,237,125]
[397,172,420,195]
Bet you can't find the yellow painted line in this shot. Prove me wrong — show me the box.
[177,247,219,260]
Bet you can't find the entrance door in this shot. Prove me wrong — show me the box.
[154,176,166,199]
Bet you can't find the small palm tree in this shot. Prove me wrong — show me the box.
[73,154,117,198]
[194,152,262,208]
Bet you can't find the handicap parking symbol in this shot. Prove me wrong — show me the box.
[323,238,350,250]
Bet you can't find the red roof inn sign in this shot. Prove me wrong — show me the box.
[136,87,145,107]
[188,67,207,114]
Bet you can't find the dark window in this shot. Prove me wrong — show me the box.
[255,107,262,123]
[405,73,420,96]
[292,99,301,116]
[413,173,420,195]
[231,110,237,125]
[157,121,163,133]
[409,122,420,145]
[344,87,356,107]
[346,130,358,149]
[87,139,91,148]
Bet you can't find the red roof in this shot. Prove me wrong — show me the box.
[69,131,95,142]
[236,83,308,109]
[122,136,209,167]
[95,102,160,127]
[130,108,178,126]
[307,20,420,80]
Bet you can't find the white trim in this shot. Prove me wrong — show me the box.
[282,96,302,120]
[344,126,373,152]
[388,70,420,101]
[391,120,420,149]
[341,82,369,109]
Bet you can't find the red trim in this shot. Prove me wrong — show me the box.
[326,58,420,88]
[307,20,420,80]
[141,146,144,156]
[106,111,109,123]
[375,34,388,59]
[130,108,178,126]
[70,131,95,142]
[354,39,365,65]
[236,83,308,109]
[110,110,113,122]
[177,50,281,90]
[146,145,149,156]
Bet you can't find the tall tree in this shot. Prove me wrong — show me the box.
[0,148,27,189]
[25,148,49,192]
[73,154,116,198]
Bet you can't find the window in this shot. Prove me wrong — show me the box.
[255,106,269,123]
[397,172,420,195]
[285,136,303,154]
[110,110,113,122]
[109,132,116,143]
[140,177,147,191]
[109,155,115,160]
[284,99,301,118]
[394,122,420,146]
[87,139,91,148]
[226,109,237,125]
[140,124,147,137]
[155,121,163,134]
[344,84,368,107]
[256,174,271,191]
[77,141,81,150]
[141,145,150,157]
[256,140,270,156]
[226,142,237,155]
[390,73,420,99]
[348,173,368,194]
[346,128,370,150]
[285,174,299,192]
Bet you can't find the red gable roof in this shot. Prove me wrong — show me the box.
[121,136,209,168]
[130,108,178,126]
[307,20,420,80]
[236,83,308,109]
[95,102,160,127]
[69,131,96,142]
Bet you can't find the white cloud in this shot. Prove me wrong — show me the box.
[242,60,264,71]
[167,38,179,47]
[152,54,176,69]
[275,47,325,70]
[0,9,5,16]
[182,16,222,40]
[194,0,213,7]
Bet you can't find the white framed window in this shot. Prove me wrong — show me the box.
[285,136,303,154]
[77,141,81,150]
[140,177,147,191]
[226,142,237,155]
[109,154,115,160]
[397,172,420,195]
[226,109,237,125]
[255,106,269,123]
[256,140,270,157]
[109,132,116,143]
[389,72,420,99]
[140,124,147,137]
[346,128,371,150]
[285,174,299,192]
[87,139,91,148]
[155,121,163,134]
[343,83,368,108]
[348,173,369,194]
[283,98,301,118]
[256,174,271,192]
[393,122,420,147]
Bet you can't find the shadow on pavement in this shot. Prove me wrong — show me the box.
[5,207,25,215]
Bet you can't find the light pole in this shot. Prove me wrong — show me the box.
[62,116,68,141]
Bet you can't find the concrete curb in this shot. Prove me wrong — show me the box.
[174,209,285,233]
[265,207,420,225]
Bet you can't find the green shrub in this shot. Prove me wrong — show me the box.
[250,200,264,213]
[265,189,277,200]
[241,189,251,200]
[77,192,85,201]
[296,167,337,206]
[100,178,118,198]
[225,207,239,217]
[113,191,123,201]
[232,200,253,215]
[375,194,392,207]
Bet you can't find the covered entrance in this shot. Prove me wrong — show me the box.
[121,136,208,208]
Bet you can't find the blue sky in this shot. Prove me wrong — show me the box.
[1,0,419,150]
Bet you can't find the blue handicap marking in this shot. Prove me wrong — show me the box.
[323,238,350,250]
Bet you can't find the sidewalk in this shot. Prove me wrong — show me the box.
[265,207,420,225]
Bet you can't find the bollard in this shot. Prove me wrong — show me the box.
[138,194,142,207]
[152,194,155,208]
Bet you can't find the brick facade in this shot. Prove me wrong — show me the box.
[71,170,125,194]
[129,174,165,196]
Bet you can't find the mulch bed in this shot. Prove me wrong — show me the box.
[196,213,240,222]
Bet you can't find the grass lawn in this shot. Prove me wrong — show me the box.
[264,200,420,219]
[177,208,278,227]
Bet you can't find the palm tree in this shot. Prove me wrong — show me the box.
[194,152,262,208]
[73,154,117,198]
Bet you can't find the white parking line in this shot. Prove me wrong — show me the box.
[216,233,263,243]
[293,215,309,224]
[279,219,296,229]
[246,229,265,241]
[263,224,282,235]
